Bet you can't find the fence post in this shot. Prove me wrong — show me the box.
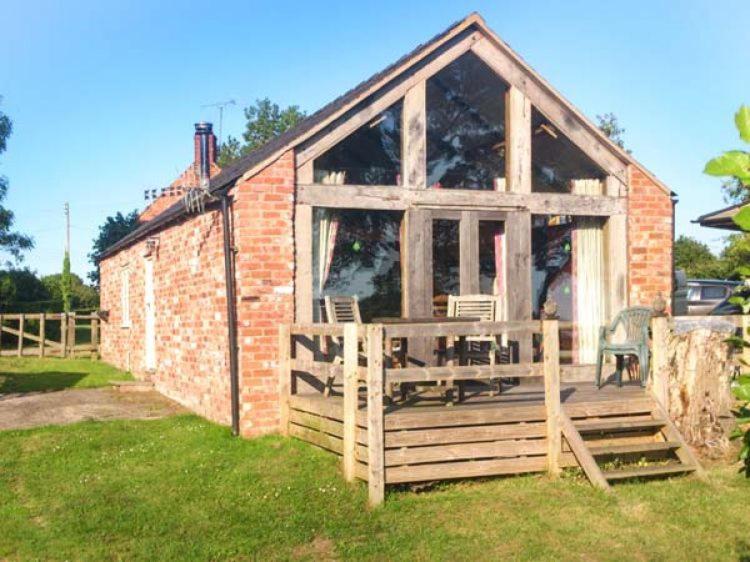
[68,313,76,358]
[17,314,24,357]
[278,324,292,436]
[342,323,359,483]
[650,300,670,410]
[91,316,99,359]
[366,324,385,507]
[61,314,68,358]
[542,300,561,477]
[39,313,46,357]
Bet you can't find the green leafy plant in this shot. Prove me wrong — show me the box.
[705,105,750,473]
[61,251,71,313]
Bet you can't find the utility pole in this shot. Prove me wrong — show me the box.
[64,201,70,254]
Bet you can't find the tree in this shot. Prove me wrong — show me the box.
[0,268,48,312]
[704,104,750,475]
[217,98,306,167]
[0,98,33,264]
[596,112,627,150]
[673,235,727,279]
[41,273,98,311]
[61,251,71,312]
[88,210,140,285]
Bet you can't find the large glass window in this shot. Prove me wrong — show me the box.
[426,52,509,190]
[532,215,574,321]
[312,209,402,322]
[478,221,504,296]
[314,102,403,186]
[531,108,606,193]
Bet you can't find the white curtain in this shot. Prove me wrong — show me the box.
[573,179,605,363]
[316,210,339,294]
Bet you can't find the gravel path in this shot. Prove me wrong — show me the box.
[0,387,186,431]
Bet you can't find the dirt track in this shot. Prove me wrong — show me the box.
[0,387,186,431]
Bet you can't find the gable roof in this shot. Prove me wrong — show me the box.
[694,202,746,231]
[101,12,673,260]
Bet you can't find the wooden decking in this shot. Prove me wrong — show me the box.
[280,319,702,504]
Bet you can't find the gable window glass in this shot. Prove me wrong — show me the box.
[314,102,403,186]
[426,52,509,190]
[531,107,606,193]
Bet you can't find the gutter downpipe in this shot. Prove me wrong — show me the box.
[221,193,241,436]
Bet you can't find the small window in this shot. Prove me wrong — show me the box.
[701,286,726,300]
[314,102,403,185]
[121,269,131,328]
[426,51,509,190]
[531,108,606,193]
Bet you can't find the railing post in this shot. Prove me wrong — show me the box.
[39,313,46,357]
[542,300,561,477]
[61,313,68,358]
[366,324,385,507]
[650,298,670,410]
[17,314,24,357]
[278,324,292,436]
[342,323,359,482]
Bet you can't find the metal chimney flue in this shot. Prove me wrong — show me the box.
[194,122,214,188]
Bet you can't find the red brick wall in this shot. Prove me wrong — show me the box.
[100,150,296,435]
[233,150,296,437]
[627,166,674,309]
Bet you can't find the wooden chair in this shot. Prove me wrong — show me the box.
[447,294,502,396]
[595,306,652,388]
[320,296,362,396]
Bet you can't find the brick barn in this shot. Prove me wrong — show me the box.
[98,13,676,438]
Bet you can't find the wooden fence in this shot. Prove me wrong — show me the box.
[0,312,100,358]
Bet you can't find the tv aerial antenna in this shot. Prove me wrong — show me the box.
[201,99,236,147]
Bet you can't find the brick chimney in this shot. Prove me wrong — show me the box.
[193,122,217,186]
[139,122,221,222]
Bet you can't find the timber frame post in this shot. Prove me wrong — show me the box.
[342,322,359,482]
[542,300,561,476]
[365,324,385,506]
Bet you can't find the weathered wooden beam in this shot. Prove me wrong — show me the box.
[366,324,385,506]
[17,314,24,357]
[297,184,627,216]
[543,317,561,476]
[401,81,427,189]
[39,313,46,357]
[382,319,540,339]
[559,412,611,491]
[385,362,543,383]
[505,86,531,194]
[650,314,669,410]
[278,324,292,436]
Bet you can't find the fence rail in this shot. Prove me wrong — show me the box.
[0,312,100,358]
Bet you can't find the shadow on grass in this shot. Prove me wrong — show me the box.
[0,371,87,394]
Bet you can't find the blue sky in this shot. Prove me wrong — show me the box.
[2,0,749,278]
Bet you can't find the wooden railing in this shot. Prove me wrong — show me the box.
[278,318,563,506]
[0,312,100,358]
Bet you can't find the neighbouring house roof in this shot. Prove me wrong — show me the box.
[101,12,674,260]
[694,202,748,231]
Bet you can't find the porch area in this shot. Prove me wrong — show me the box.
[278,317,702,505]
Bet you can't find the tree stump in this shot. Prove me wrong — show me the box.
[666,318,736,459]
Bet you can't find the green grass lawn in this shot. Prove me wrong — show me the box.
[1,415,749,561]
[0,357,132,393]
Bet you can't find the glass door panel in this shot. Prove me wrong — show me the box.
[432,218,460,316]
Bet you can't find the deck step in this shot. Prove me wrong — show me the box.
[588,441,681,457]
[574,418,665,433]
[602,463,696,481]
